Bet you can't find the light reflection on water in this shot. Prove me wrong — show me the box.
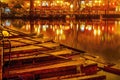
[2,19,120,64]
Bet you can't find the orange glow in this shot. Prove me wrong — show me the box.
[94,30,97,36]
[1,0,9,2]
[102,26,104,30]
[55,29,65,40]
[64,26,70,30]
[108,27,110,30]
[70,4,73,9]
[112,27,114,31]
[86,26,88,30]
[80,24,85,31]
[87,25,92,31]
[113,3,115,5]
[27,3,30,6]
[56,29,59,35]
[70,22,73,28]
[94,29,101,36]
[34,26,41,35]
[98,29,101,35]
[102,3,105,6]
[56,29,63,35]
[42,25,48,31]
[34,3,36,7]
[26,24,30,31]
[66,2,70,6]
[37,1,40,4]
[37,26,41,35]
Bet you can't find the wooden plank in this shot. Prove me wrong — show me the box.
[62,74,106,80]
[42,73,85,80]
[5,60,83,75]
[9,42,58,52]
[4,33,36,38]
[4,56,70,71]
[6,39,52,49]
[4,48,72,61]
[4,42,60,53]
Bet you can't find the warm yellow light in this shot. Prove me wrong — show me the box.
[66,2,70,6]
[70,4,74,9]
[37,26,41,35]
[1,0,9,3]
[95,0,97,3]
[102,26,104,30]
[87,25,92,31]
[56,29,59,35]
[56,29,63,35]
[99,1,101,3]
[57,1,60,3]
[64,26,70,30]
[60,29,63,34]
[60,1,63,4]
[94,29,101,36]
[103,3,105,6]
[80,24,85,31]
[94,30,97,36]
[34,3,36,7]
[81,1,85,5]
[26,3,30,7]
[61,34,66,40]
[112,27,114,31]
[113,3,115,5]
[86,3,88,6]
[2,31,9,37]
[35,26,38,33]
[98,29,101,35]
[70,22,73,28]
[43,25,48,31]
[26,24,30,31]
[37,1,40,4]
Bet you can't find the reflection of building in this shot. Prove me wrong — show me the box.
[115,21,120,34]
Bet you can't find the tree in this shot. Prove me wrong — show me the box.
[9,0,24,8]
[9,0,25,16]
[0,2,8,8]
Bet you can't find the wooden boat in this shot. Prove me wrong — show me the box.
[102,66,120,75]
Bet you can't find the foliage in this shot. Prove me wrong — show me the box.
[0,1,8,8]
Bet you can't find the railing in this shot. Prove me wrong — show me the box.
[0,29,11,73]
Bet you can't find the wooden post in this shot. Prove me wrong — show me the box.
[76,65,82,73]
[0,46,3,80]
[30,0,34,18]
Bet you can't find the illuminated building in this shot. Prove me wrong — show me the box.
[1,0,120,16]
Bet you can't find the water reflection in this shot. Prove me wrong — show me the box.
[2,19,120,64]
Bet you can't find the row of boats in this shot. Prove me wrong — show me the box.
[0,26,118,80]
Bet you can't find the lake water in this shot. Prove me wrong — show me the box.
[2,19,120,64]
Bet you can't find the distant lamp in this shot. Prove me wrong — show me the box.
[70,4,73,11]
[2,31,9,37]
[5,7,11,14]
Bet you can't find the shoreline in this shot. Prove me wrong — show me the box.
[1,14,120,20]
